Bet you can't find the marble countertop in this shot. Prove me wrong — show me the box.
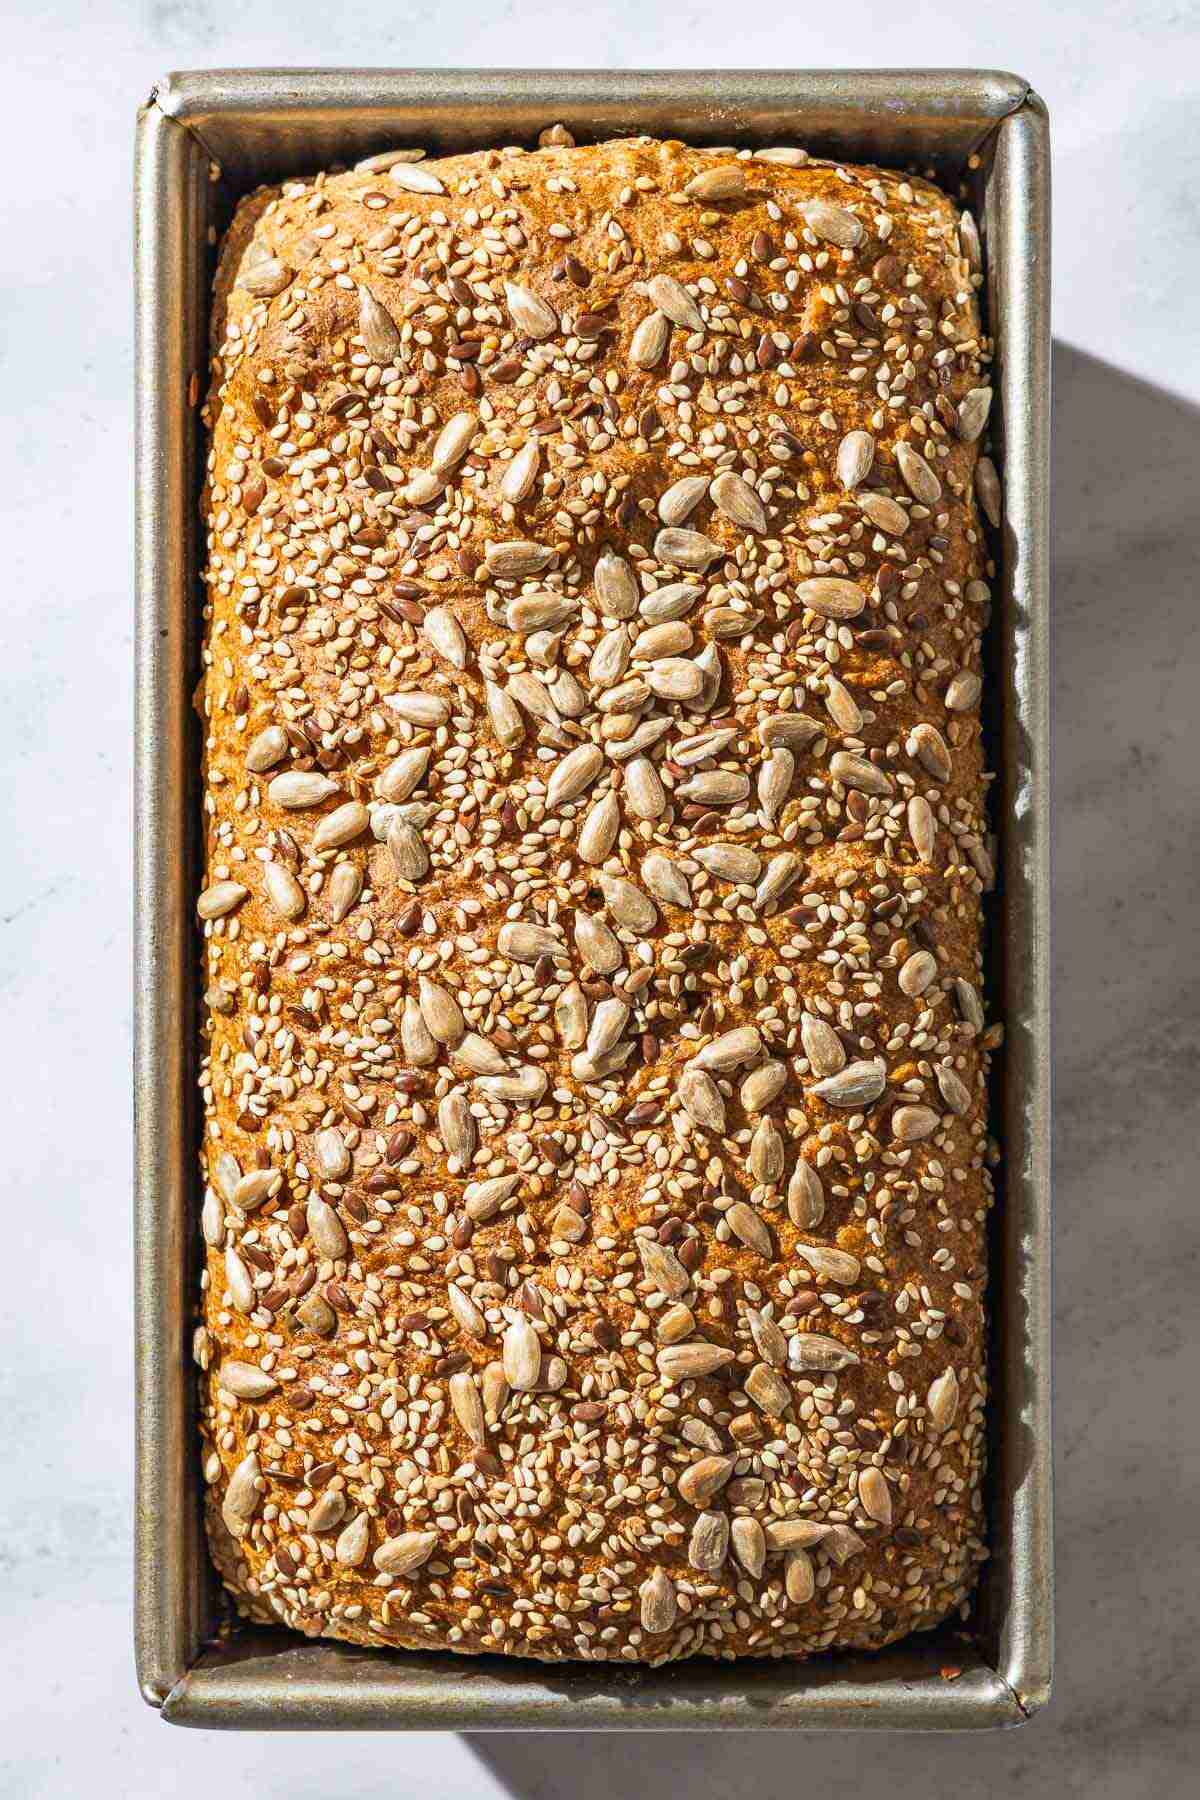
[4,3,1198,1794]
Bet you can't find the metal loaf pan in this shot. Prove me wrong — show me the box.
[134,68,1051,1730]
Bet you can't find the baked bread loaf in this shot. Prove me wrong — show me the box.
[196,131,998,1667]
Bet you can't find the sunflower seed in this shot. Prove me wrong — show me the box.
[946,669,982,712]
[593,550,639,619]
[794,1243,861,1285]
[503,1316,542,1390]
[811,1059,886,1107]
[657,1343,735,1381]
[975,455,1002,526]
[201,1188,223,1247]
[476,1064,547,1104]
[307,1490,346,1533]
[641,852,691,910]
[578,790,621,864]
[895,441,943,503]
[741,1059,787,1112]
[506,670,560,727]
[598,871,658,933]
[495,922,561,967]
[785,1547,815,1603]
[357,287,402,363]
[745,1361,791,1414]
[910,722,952,781]
[788,1331,860,1373]
[431,411,477,472]
[757,747,793,822]
[312,800,370,853]
[676,769,749,806]
[545,744,604,810]
[401,995,438,1067]
[637,1235,690,1300]
[315,1126,350,1178]
[630,309,671,369]
[837,429,875,490]
[418,974,465,1044]
[401,468,445,507]
[858,1466,892,1526]
[747,1306,788,1370]
[936,1064,972,1115]
[687,1510,730,1573]
[384,690,451,727]
[657,1302,695,1344]
[447,1280,485,1337]
[448,1370,487,1446]
[732,1515,766,1576]
[334,1513,370,1567]
[658,475,709,526]
[374,1530,438,1576]
[572,912,621,976]
[958,386,993,442]
[892,1104,939,1142]
[504,280,558,340]
[639,1566,678,1634]
[899,949,938,996]
[928,1365,960,1430]
[678,1066,726,1133]
[220,1361,278,1401]
[761,710,822,749]
[695,1026,763,1072]
[787,1158,825,1230]
[907,795,936,861]
[245,725,288,773]
[197,881,248,921]
[386,818,429,881]
[239,257,291,299]
[306,1196,348,1260]
[860,492,909,535]
[726,1200,772,1258]
[655,527,721,571]
[796,577,865,620]
[624,755,666,820]
[645,657,703,702]
[749,1114,785,1184]
[571,1042,636,1082]
[507,592,577,633]
[684,165,747,201]
[830,751,893,797]
[675,726,737,765]
[756,145,808,165]
[677,1454,734,1505]
[482,1362,509,1419]
[955,977,985,1031]
[500,438,540,503]
[232,1168,280,1212]
[696,843,762,883]
[438,1088,477,1166]
[587,996,630,1061]
[640,581,704,623]
[764,1519,831,1552]
[647,273,703,331]
[819,675,860,736]
[423,604,468,668]
[388,160,443,193]
[221,1453,261,1536]
[269,771,340,810]
[801,1012,845,1078]
[711,469,766,533]
[485,540,553,580]
[802,198,864,247]
[223,1247,255,1314]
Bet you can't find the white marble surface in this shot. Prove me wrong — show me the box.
[4,2,1199,1793]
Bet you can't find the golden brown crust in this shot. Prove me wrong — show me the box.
[196,133,997,1666]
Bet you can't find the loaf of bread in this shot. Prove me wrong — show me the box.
[196,131,998,1667]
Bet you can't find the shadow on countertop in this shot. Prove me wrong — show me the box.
[464,347,1200,1800]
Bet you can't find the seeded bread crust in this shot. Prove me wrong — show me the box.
[196,133,997,1667]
